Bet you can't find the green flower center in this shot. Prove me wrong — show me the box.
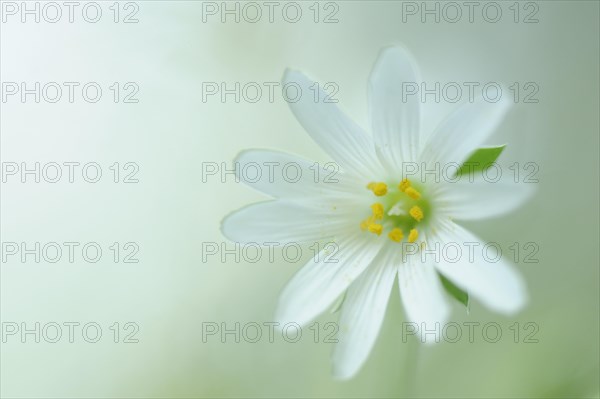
[360,179,431,243]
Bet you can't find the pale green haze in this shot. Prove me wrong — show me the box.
[1,1,598,397]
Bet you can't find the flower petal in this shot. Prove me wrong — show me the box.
[439,179,535,220]
[283,69,382,181]
[332,247,397,379]
[275,233,384,328]
[421,95,512,166]
[398,252,451,343]
[436,176,535,220]
[221,200,351,244]
[233,149,364,200]
[431,220,528,314]
[369,46,422,168]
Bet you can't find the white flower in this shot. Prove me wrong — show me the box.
[222,47,532,379]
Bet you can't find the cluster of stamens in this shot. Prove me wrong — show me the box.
[359,178,427,243]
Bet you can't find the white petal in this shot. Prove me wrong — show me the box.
[369,46,422,168]
[332,247,397,379]
[398,254,451,344]
[283,69,382,181]
[421,95,512,166]
[233,149,363,200]
[221,200,351,244]
[431,220,528,314]
[436,176,535,220]
[275,233,384,328]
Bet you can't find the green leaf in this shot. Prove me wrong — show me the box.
[439,274,469,309]
[455,145,506,177]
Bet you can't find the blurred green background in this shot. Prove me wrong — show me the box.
[1,1,598,397]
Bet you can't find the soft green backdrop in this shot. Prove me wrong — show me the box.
[1,1,598,397]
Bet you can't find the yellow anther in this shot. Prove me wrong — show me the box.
[367,182,388,196]
[388,228,404,243]
[408,228,419,243]
[398,178,411,192]
[367,223,383,236]
[405,187,421,200]
[409,205,424,222]
[359,216,374,231]
[371,203,384,220]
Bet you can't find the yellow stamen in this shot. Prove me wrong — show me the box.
[405,187,421,200]
[388,228,404,243]
[408,228,419,243]
[409,205,424,222]
[367,223,383,236]
[398,178,411,192]
[359,216,374,231]
[367,182,388,196]
[371,203,384,220]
